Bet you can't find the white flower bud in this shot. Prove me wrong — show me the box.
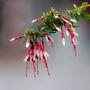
[32,19,37,23]
[56,27,61,32]
[26,42,30,48]
[70,19,77,23]
[9,38,15,42]
[66,30,69,36]
[62,38,65,46]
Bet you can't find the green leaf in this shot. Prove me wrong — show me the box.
[23,28,37,38]
[81,13,90,20]
[31,35,37,43]
[81,2,88,7]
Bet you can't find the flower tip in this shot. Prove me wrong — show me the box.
[73,32,79,37]
[56,27,61,32]
[31,20,36,23]
[62,38,65,46]
[53,23,61,32]
[54,15,58,19]
[66,31,69,36]
[70,19,77,23]
[9,38,15,42]
[26,42,30,48]
[24,55,29,63]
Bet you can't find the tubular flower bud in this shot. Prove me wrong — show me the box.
[44,34,54,47]
[26,36,30,48]
[61,32,65,46]
[9,36,23,42]
[32,18,43,23]
[62,15,77,23]
[53,23,61,32]
[66,30,69,36]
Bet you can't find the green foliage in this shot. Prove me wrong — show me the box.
[67,2,90,21]
[81,13,90,20]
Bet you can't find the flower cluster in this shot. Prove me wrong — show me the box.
[10,2,90,77]
[24,42,50,77]
[31,14,78,56]
[10,36,50,77]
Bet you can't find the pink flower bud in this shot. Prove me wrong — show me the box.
[10,36,22,42]
[26,42,30,48]
[9,38,15,42]
[44,34,54,47]
[66,30,69,36]
[61,32,65,46]
[26,36,30,48]
[32,18,43,23]
[24,55,30,63]
[62,38,65,46]
[69,18,77,23]
[72,44,76,56]
[53,23,61,32]
[62,15,77,23]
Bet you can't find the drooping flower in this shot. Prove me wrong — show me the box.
[63,22,78,56]
[24,50,30,77]
[44,33,54,47]
[53,23,61,32]
[23,42,50,77]
[39,43,50,75]
[9,3,90,78]
[66,30,69,36]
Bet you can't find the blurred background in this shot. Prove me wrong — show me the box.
[0,0,90,90]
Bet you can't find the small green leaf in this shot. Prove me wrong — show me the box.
[81,13,90,20]
[81,2,88,7]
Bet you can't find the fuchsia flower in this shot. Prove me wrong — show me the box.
[10,14,79,77]
[63,19,78,56]
[62,15,77,23]
[9,3,90,77]
[52,15,78,55]
[24,42,50,77]
[39,43,50,75]
[32,18,43,23]
[44,33,54,47]
[53,23,61,32]
[9,36,23,42]
[60,15,79,56]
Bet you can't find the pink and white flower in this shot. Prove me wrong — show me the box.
[63,21,78,56]
[62,15,77,23]
[61,31,65,46]
[32,18,43,23]
[26,36,30,48]
[44,34,54,47]
[9,36,23,42]
[24,42,50,77]
[39,43,50,75]
[53,23,61,32]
